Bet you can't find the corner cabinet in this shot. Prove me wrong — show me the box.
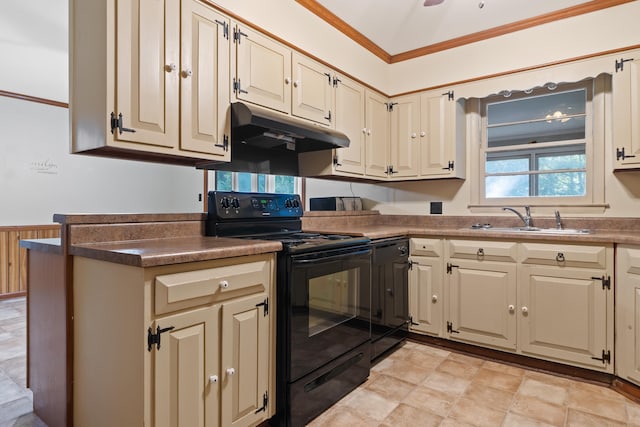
[72,253,276,427]
[70,0,231,164]
[616,245,640,386]
[613,54,640,170]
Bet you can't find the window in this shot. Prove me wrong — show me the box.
[214,171,300,194]
[474,77,606,208]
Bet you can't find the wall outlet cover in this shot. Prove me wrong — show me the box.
[430,201,443,215]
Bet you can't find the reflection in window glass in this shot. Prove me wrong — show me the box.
[215,171,232,191]
[275,175,295,194]
[237,173,252,192]
[538,172,585,196]
[486,175,529,198]
[486,157,529,174]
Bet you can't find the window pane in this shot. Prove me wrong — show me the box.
[486,157,529,174]
[538,152,585,171]
[487,89,586,126]
[257,175,266,192]
[488,116,585,148]
[274,175,295,194]
[215,171,232,191]
[237,173,253,192]
[538,172,586,196]
[486,175,529,198]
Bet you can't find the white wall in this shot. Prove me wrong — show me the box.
[0,0,203,226]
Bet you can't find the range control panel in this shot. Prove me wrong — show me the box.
[208,191,303,219]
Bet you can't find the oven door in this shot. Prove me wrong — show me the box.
[287,245,371,382]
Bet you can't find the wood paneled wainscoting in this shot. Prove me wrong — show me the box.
[0,225,61,299]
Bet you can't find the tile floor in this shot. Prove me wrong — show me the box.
[1,296,640,426]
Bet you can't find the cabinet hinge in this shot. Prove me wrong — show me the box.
[446,321,459,334]
[591,275,611,290]
[615,58,633,72]
[233,78,248,95]
[385,102,398,112]
[214,134,230,151]
[446,262,459,274]
[442,90,454,101]
[332,156,342,167]
[233,27,248,44]
[442,160,454,171]
[409,315,419,326]
[256,298,268,316]
[324,110,332,122]
[408,260,414,270]
[255,391,268,413]
[214,20,229,39]
[147,325,175,352]
[386,165,398,175]
[616,147,636,161]
[591,349,611,364]
[332,76,341,87]
[110,112,136,135]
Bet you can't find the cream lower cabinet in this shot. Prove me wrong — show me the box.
[73,253,275,427]
[71,0,230,163]
[408,238,444,336]
[445,240,518,351]
[616,245,640,385]
[518,242,613,372]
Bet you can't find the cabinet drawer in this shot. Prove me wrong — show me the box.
[519,243,608,269]
[155,258,271,314]
[410,238,442,257]
[448,239,517,262]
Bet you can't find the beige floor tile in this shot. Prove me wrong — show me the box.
[339,387,398,422]
[627,401,640,426]
[517,378,569,406]
[523,370,574,388]
[503,412,558,427]
[446,351,485,367]
[482,359,526,377]
[509,395,567,426]
[447,397,506,427]
[379,403,443,427]
[570,379,629,401]
[422,371,471,396]
[405,341,451,358]
[471,367,523,393]
[436,358,480,380]
[565,408,626,427]
[439,418,476,427]
[306,405,380,427]
[363,373,415,402]
[567,386,628,423]
[463,382,515,412]
[377,357,435,385]
[401,384,457,418]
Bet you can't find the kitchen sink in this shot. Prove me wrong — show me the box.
[468,225,590,234]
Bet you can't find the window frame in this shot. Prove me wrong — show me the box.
[212,171,302,194]
[470,76,607,210]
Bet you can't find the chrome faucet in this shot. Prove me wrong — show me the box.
[554,210,563,230]
[502,206,533,228]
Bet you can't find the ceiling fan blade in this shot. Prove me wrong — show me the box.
[424,0,444,6]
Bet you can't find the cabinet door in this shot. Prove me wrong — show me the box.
[334,75,366,175]
[221,293,270,427]
[292,53,333,126]
[389,95,420,178]
[420,91,456,177]
[365,90,390,178]
[115,0,179,147]
[180,0,230,158]
[234,25,291,114]
[155,305,220,427]
[518,265,611,371]
[409,256,443,336]
[617,246,640,384]
[448,260,517,350]
[613,57,640,168]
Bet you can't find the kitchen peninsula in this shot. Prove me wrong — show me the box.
[22,210,640,426]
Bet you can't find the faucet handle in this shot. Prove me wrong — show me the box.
[524,206,531,216]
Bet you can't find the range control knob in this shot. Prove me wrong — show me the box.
[284,199,293,208]
[231,197,240,209]
[220,197,230,209]
[292,199,300,208]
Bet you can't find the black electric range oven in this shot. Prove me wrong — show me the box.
[206,191,371,427]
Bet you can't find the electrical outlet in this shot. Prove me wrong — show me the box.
[430,201,443,215]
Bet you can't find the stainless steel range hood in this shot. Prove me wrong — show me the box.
[197,102,349,175]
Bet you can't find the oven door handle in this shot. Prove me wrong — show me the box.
[292,248,371,264]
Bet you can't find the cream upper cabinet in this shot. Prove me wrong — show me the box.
[70,0,231,163]
[232,24,292,114]
[179,0,231,157]
[616,245,640,385]
[419,91,465,178]
[291,53,333,126]
[612,54,640,169]
[446,240,518,351]
[388,95,420,178]
[408,238,444,336]
[365,89,391,178]
[333,75,366,175]
[72,254,275,427]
